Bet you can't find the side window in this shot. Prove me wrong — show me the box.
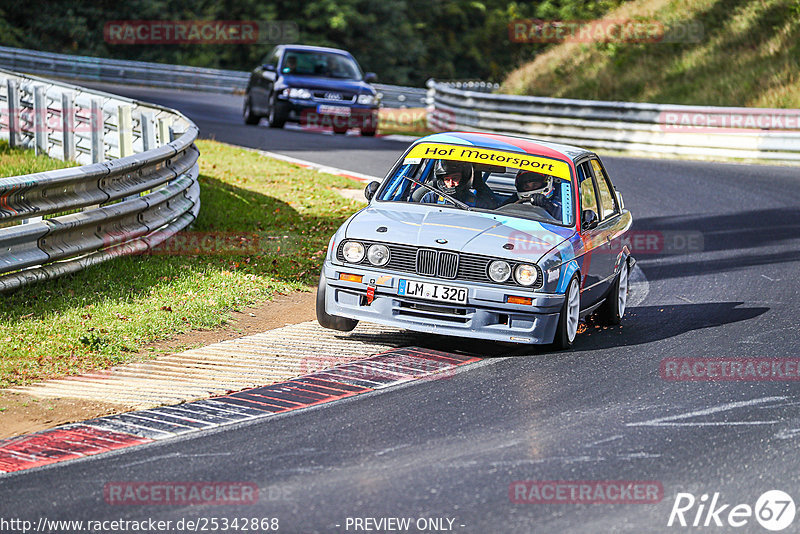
[578,162,599,216]
[590,159,618,219]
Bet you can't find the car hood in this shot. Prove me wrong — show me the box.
[280,74,373,94]
[345,204,575,262]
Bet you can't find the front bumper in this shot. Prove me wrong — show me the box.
[322,261,565,344]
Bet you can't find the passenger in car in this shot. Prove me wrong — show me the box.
[503,170,562,220]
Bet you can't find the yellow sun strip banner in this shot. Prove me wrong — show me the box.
[405,143,571,181]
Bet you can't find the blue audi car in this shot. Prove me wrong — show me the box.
[243,44,379,136]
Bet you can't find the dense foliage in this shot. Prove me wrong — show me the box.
[0,0,624,86]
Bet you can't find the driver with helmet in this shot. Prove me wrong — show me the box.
[504,170,562,220]
[420,160,497,209]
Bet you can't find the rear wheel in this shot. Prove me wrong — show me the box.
[361,128,376,137]
[333,125,348,134]
[553,275,580,349]
[316,273,358,332]
[243,96,259,125]
[599,261,629,325]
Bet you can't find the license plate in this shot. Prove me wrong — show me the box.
[398,279,467,304]
[317,105,351,116]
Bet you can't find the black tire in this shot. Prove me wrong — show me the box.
[598,261,629,325]
[552,275,580,350]
[243,96,259,125]
[316,273,358,332]
[361,128,376,137]
[267,97,287,128]
[333,125,348,134]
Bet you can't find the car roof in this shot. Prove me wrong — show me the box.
[413,132,594,163]
[281,44,353,56]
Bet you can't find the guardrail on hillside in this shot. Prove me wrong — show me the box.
[0,46,427,108]
[0,68,200,293]
[427,80,800,162]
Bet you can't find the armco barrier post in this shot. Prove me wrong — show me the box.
[157,117,172,145]
[118,104,133,158]
[90,98,104,163]
[61,92,75,161]
[141,112,156,151]
[33,84,47,156]
[7,79,19,148]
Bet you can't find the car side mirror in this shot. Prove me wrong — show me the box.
[364,72,377,83]
[263,64,276,72]
[615,189,625,209]
[364,181,380,201]
[582,209,599,230]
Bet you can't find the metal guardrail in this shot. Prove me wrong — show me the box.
[0,68,200,292]
[0,45,428,108]
[427,80,800,162]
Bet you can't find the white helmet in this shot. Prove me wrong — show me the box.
[516,171,554,200]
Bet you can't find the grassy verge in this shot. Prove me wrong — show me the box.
[502,0,800,107]
[378,108,431,137]
[0,140,77,177]
[0,139,365,388]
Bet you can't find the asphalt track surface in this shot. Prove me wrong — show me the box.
[2,84,800,533]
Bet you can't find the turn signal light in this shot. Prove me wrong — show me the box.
[339,273,363,283]
[507,295,532,305]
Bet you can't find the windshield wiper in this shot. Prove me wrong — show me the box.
[401,175,472,211]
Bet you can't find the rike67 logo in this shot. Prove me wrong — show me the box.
[668,490,796,531]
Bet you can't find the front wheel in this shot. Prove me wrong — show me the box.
[267,97,287,128]
[598,261,629,325]
[316,274,358,332]
[553,275,580,349]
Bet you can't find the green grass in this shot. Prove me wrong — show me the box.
[501,0,800,108]
[0,140,77,177]
[0,139,365,388]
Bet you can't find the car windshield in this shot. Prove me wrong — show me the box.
[377,144,575,226]
[280,51,362,80]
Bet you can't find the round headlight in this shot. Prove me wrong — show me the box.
[367,244,390,266]
[342,241,365,263]
[488,260,511,283]
[514,264,539,287]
